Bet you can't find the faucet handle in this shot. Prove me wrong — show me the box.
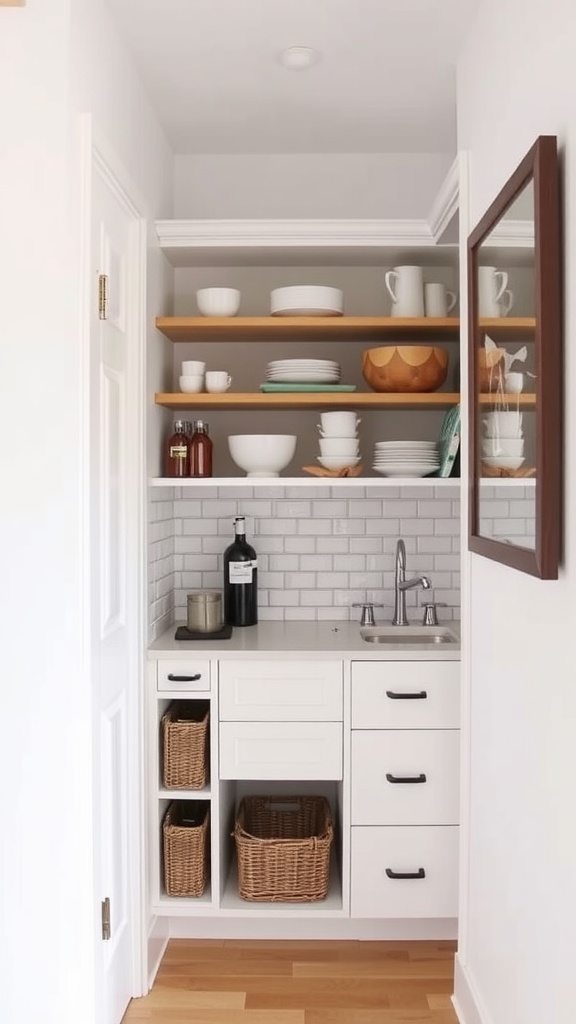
[422,602,447,627]
[352,602,384,627]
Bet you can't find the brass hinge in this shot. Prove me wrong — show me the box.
[98,274,108,320]
[101,896,111,941]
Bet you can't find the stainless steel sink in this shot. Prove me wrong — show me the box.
[360,625,459,645]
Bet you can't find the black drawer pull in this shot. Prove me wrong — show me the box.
[386,867,426,880]
[167,673,202,682]
[386,690,427,700]
[385,772,427,784]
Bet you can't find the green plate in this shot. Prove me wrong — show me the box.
[260,383,357,393]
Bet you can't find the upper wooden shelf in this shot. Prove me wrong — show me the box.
[154,391,460,411]
[155,315,460,343]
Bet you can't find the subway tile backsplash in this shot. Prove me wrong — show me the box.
[148,484,461,639]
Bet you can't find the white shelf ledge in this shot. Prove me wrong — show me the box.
[149,476,460,489]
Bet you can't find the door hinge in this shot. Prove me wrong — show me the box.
[101,896,111,941]
[98,273,108,320]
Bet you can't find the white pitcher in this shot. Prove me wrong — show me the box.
[478,266,509,317]
[385,265,425,317]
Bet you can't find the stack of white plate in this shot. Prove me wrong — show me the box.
[372,440,440,478]
[266,359,341,384]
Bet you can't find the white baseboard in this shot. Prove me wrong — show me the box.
[166,917,458,940]
[453,953,493,1024]
[147,916,169,990]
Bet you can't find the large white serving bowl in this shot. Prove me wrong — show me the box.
[196,287,240,316]
[228,434,297,477]
[270,285,343,316]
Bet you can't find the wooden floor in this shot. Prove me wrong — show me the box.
[122,939,460,1023]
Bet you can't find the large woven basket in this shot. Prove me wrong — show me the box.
[233,795,333,903]
[163,801,209,897]
[161,700,209,789]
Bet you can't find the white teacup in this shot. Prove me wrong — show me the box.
[319,437,360,457]
[482,411,523,438]
[319,411,360,436]
[179,374,204,394]
[205,371,232,393]
[182,360,206,375]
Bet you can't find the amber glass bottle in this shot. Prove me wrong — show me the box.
[190,420,213,478]
[165,419,190,478]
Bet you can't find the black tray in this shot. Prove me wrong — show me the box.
[175,624,233,641]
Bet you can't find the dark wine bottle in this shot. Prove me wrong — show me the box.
[223,516,258,626]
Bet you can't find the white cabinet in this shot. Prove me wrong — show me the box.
[350,660,460,919]
[148,648,460,930]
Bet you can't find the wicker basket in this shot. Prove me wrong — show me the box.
[161,700,209,789]
[163,801,209,897]
[233,795,333,903]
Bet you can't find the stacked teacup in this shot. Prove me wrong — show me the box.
[179,360,206,394]
[317,411,361,471]
[481,410,524,473]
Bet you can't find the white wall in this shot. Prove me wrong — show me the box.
[0,3,173,1023]
[455,2,576,1023]
[174,152,454,219]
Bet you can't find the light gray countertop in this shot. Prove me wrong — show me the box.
[148,619,461,661]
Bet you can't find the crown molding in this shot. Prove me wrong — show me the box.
[427,157,460,242]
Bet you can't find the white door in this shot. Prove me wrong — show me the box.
[90,153,144,1024]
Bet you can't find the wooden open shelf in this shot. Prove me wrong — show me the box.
[155,315,460,343]
[478,317,535,340]
[154,391,461,411]
[478,393,536,407]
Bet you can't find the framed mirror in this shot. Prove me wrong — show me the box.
[467,135,562,578]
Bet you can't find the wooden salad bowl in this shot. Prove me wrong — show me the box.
[362,345,448,393]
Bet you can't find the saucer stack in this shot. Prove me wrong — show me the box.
[372,440,440,477]
[266,359,340,384]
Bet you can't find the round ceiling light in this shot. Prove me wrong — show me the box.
[279,46,318,70]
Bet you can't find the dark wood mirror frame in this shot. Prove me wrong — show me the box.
[467,135,562,578]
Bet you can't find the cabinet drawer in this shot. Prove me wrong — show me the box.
[351,730,459,825]
[351,661,459,729]
[219,660,343,721]
[351,826,459,918]
[219,721,343,779]
[157,659,211,692]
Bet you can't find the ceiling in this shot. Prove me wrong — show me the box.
[104,0,480,156]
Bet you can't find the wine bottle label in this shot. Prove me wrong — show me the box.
[228,559,257,583]
[169,444,188,458]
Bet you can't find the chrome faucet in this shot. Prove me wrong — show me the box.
[392,538,432,626]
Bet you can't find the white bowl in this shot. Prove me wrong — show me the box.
[482,455,525,471]
[317,455,362,470]
[318,411,360,436]
[319,438,360,457]
[228,434,297,477]
[270,285,343,316]
[179,374,204,393]
[196,287,240,317]
[481,438,525,458]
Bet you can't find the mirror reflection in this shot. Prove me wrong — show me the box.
[476,183,536,550]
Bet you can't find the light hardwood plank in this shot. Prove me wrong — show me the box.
[122,940,459,1024]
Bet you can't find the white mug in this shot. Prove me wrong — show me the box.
[424,282,457,317]
[478,266,508,317]
[504,371,524,393]
[384,265,425,317]
[205,371,232,393]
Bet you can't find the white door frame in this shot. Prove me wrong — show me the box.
[78,112,148,1012]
